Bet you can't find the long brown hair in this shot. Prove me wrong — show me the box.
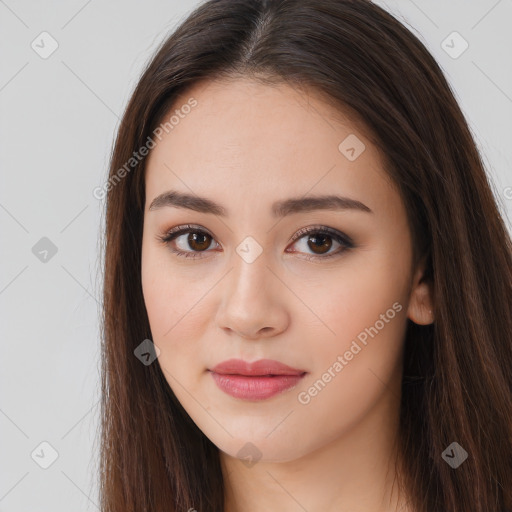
[98,1,512,510]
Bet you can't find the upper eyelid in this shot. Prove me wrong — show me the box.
[290,225,352,243]
[163,223,344,237]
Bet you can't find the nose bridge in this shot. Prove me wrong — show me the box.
[215,239,288,338]
[227,242,273,306]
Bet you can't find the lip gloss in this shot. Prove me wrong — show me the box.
[209,371,306,400]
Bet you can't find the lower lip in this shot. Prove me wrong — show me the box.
[209,371,306,401]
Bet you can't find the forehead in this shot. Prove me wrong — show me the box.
[144,77,393,215]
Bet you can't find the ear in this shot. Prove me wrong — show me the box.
[406,256,434,325]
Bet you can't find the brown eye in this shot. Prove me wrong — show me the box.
[287,225,354,261]
[158,224,353,261]
[185,231,213,252]
[306,233,333,254]
[158,225,220,259]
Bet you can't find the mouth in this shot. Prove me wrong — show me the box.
[208,358,307,401]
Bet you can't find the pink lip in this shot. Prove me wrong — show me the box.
[209,358,307,401]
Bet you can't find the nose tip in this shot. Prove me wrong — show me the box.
[214,257,289,340]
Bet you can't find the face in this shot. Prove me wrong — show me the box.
[141,77,431,463]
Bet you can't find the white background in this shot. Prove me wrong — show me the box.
[1,0,511,510]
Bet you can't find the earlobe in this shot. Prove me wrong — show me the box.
[406,260,435,325]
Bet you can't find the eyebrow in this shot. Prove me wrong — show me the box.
[148,190,373,217]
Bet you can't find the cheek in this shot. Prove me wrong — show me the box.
[292,252,409,403]
[141,245,204,365]
[288,264,408,448]
[141,256,175,340]
[142,273,205,403]
[297,251,409,346]
[142,237,200,332]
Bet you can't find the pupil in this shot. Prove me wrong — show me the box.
[189,232,210,251]
[308,234,332,254]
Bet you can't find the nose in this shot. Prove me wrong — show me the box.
[214,249,290,340]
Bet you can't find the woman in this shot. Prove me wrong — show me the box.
[98,0,512,511]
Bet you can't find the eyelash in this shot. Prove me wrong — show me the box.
[155,223,354,261]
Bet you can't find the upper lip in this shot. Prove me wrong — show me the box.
[210,358,306,376]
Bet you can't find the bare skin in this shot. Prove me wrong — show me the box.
[141,77,434,512]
